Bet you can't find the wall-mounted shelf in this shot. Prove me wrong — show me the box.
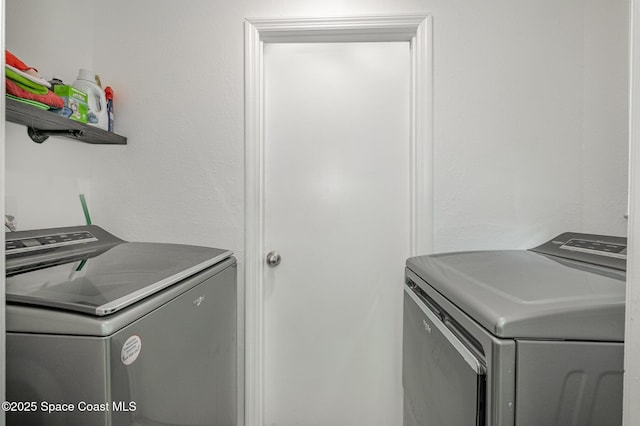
[5,97,127,145]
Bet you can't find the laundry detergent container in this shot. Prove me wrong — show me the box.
[73,69,108,130]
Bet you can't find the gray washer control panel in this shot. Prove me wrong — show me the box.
[6,231,98,255]
[529,232,627,271]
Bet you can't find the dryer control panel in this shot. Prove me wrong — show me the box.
[529,232,627,271]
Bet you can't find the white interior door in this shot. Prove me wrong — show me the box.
[263,41,410,426]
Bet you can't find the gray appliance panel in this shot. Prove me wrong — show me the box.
[6,262,237,426]
[515,340,623,426]
[6,241,232,316]
[406,249,625,340]
[404,270,517,425]
[404,267,624,425]
[6,257,236,337]
[403,286,485,425]
[6,335,110,426]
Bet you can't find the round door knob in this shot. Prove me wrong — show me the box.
[266,251,282,267]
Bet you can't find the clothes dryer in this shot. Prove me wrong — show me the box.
[403,232,626,425]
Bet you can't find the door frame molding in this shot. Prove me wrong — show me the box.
[625,1,640,423]
[244,14,433,425]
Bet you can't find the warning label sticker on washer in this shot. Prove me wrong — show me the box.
[121,335,142,365]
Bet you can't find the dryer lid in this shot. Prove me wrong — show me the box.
[406,242,626,341]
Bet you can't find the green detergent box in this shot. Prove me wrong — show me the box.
[54,85,88,123]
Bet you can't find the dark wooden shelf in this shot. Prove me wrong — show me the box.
[5,97,127,145]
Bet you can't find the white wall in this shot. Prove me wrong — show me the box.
[4,0,629,251]
[5,1,98,230]
[430,0,629,252]
[4,0,630,424]
[583,0,630,235]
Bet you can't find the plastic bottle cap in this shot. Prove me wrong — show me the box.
[77,68,95,81]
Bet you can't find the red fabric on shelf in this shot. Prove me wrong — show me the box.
[5,50,33,71]
[6,78,64,109]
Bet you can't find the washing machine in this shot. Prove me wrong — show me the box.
[5,224,237,426]
[403,232,626,426]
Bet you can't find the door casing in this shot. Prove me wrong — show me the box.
[244,14,434,425]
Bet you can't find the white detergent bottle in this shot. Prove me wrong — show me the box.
[73,68,108,130]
